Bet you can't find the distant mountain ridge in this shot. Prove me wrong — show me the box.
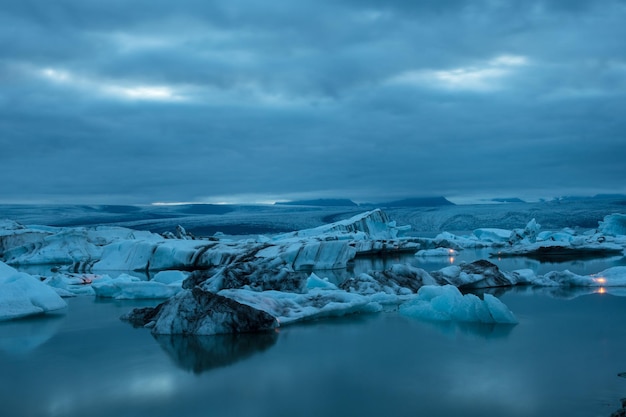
[275,199,358,207]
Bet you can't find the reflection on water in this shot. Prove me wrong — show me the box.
[0,313,65,355]
[154,332,278,374]
[500,285,626,300]
[611,373,626,417]
[407,319,517,340]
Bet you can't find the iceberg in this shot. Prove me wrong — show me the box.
[399,285,518,324]
[122,288,279,335]
[274,209,410,240]
[121,256,527,334]
[0,261,67,321]
[599,213,626,236]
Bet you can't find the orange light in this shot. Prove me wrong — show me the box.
[596,287,607,295]
[449,257,455,264]
[594,277,607,284]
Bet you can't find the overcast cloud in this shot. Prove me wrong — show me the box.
[1,0,625,204]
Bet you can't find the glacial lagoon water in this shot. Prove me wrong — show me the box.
[2,254,626,417]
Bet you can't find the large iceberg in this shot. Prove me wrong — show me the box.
[123,260,524,334]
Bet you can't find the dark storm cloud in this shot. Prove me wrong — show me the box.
[1,0,625,203]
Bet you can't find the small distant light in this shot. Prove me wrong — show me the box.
[594,277,607,284]
[596,287,607,295]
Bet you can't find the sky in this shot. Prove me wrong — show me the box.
[1,0,625,204]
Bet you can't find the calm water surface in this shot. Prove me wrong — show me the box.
[1,287,626,417]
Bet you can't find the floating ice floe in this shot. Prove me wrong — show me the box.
[0,261,66,321]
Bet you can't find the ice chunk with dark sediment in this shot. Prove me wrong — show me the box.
[122,288,279,335]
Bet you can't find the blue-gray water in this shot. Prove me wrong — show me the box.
[1,288,626,417]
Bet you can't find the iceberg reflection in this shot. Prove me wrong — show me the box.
[0,314,65,355]
[154,331,278,374]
